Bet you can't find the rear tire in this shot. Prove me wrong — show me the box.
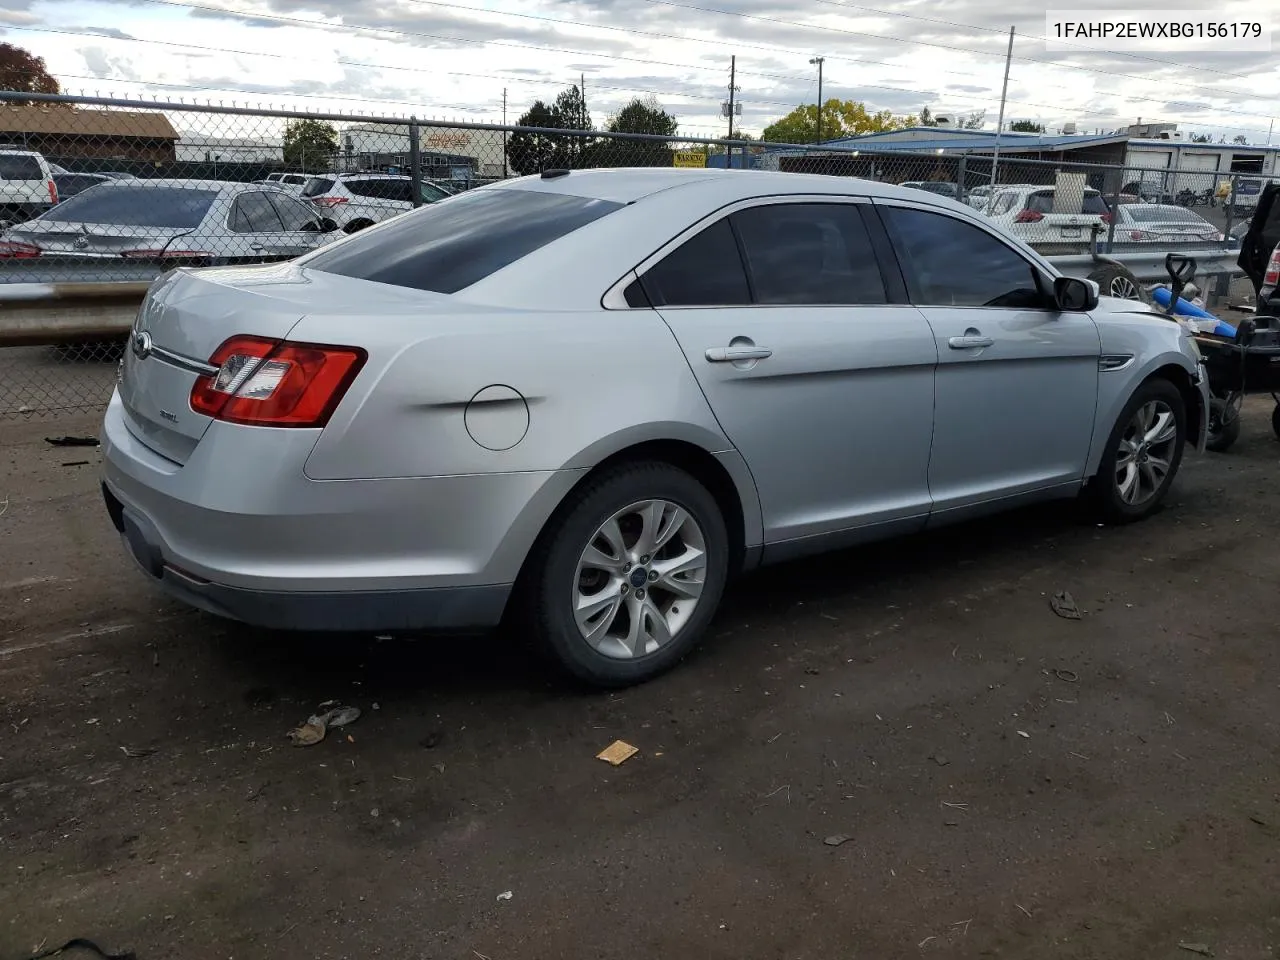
[1206,397,1241,452]
[519,461,729,688]
[1089,378,1186,523]
[344,219,375,234]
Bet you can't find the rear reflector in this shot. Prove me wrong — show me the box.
[0,241,41,258]
[190,335,366,428]
[1263,243,1280,295]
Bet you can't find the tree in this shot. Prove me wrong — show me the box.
[506,85,594,174]
[0,43,61,104]
[596,96,678,167]
[918,106,936,127]
[1232,134,1249,145]
[962,110,986,130]
[761,99,913,144]
[1189,132,1212,143]
[1010,120,1045,133]
[282,119,338,171]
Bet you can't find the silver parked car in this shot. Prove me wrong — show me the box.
[101,169,1209,687]
[1111,203,1223,244]
[1,179,339,264]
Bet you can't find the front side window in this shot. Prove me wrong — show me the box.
[732,203,886,305]
[883,206,1045,309]
[302,187,621,294]
[990,192,1016,216]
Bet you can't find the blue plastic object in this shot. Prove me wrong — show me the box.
[1151,286,1237,338]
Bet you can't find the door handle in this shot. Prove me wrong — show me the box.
[706,346,773,362]
[250,244,267,252]
[948,335,994,350]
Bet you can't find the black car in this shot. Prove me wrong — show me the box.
[1238,183,1280,316]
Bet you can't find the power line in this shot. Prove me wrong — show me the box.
[95,1,1279,132]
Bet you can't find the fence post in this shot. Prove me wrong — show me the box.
[957,155,967,204]
[409,117,422,208]
[1105,166,1121,254]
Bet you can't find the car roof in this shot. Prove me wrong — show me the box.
[0,148,42,156]
[487,167,985,208]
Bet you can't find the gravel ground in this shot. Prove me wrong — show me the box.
[3,400,1280,960]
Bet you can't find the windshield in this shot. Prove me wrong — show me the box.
[302,177,335,198]
[0,154,43,179]
[38,185,218,227]
[302,188,622,294]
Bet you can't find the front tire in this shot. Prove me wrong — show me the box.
[521,462,729,688]
[1090,378,1186,523]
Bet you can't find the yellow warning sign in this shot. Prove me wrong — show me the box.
[673,151,707,168]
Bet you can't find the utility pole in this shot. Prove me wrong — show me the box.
[809,56,825,143]
[580,72,587,121]
[727,55,737,141]
[989,25,1015,188]
[502,87,508,178]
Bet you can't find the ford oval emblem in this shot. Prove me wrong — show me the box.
[132,330,153,360]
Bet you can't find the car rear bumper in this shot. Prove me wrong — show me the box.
[100,389,585,631]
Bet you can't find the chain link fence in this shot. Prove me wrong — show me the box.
[0,92,1263,418]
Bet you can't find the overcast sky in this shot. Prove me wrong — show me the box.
[1,0,1278,142]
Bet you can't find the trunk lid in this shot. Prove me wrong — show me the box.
[8,221,194,258]
[118,262,435,465]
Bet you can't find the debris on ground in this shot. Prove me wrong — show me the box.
[1249,815,1267,826]
[1050,591,1082,620]
[929,754,950,767]
[1177,943,1213,957]
[1053,668,1079,683]
[44,436,100,448]
[60,461,91,468]
[432,762,446,774]
[596,740,639,766]
[823,834,854,846]
[287,702,362,746]
[496,890,513,902]
[119,746,155,759]
[420,729,444,749]
[27,938,135,960]
[1016,730,1030,739]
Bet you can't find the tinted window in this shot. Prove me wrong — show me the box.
[990,192,1016,216]
[301,177,334,198]
[40,185,217,228]
[1026,190,1108,215]
[420,182,451,202]
[230,193,285,233]
[269,193,318,231]
[1127,206,1210,223]
[303,188,621,294]
[0,154,43,179]
[884,207,1044,309]
[348,178,412,201]
[54,174,106,198]
[644,218,750,307]
[732,203,885,305]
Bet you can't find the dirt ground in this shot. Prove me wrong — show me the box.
[3,398,1280,960]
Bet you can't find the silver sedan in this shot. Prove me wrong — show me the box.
[101,169,1208,687]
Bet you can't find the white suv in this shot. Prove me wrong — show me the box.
[985,184,1112,248]
[300,173,452,232]
[261,172,310,194]
[0,149,57,226]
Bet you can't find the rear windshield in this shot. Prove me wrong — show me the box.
[1026,190,1108,215]
[40,185,218,228]
[914,181,957,196]
[302,188,623,294]
[302,177,335,197]
[0,153,43,179]
[1126,206,1210,224]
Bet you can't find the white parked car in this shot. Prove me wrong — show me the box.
[300,173,453,233]
[1111,204,1222,244]
[261,172,311,194]
[985,184,1112,246]
[0,149,57,227]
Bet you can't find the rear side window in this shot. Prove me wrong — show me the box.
[230,193,286,233]
[643,218,750,307]
[348,178,412,201]
[302,177,335,198]
[269,193,319,231]
[0,154,43,179]
[883,206,1044,309]
[1026,190,1108,215]
[40,186,217,227]
[732,203,886,305]
[303,188,622,294]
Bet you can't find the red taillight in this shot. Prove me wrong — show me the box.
[1130,230,1152,241]
[120,249,214,261]
[1014,209,1043,223]
[1100,212,1112,224]
[310,196,348,207]
[1263,243,1280,291]
[0,241,41,258]
[47,179,57,204]
[190,335,366,428]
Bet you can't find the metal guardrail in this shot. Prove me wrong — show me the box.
[0,244,1244,348]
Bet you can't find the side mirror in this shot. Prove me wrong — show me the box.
[1054,276,1099,312]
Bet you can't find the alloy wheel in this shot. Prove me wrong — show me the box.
[1110,275,1140,300]
[1114,399,1178,506]
[573,499,707,660]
